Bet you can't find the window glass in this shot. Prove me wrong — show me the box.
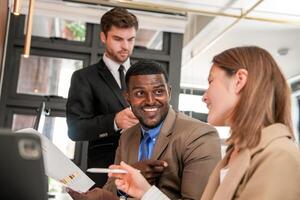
[135,29,163,50]
[30,15,86,41]
[17,55,82,98]
[38,116,75,160]
[30,15,162,49]
[12,114,36,131]
[178,93,208,113]
[12,114,75,159]
[13,114,75,198]
[178,92,230,157]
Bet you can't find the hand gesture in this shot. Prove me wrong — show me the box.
[131,159,168,185]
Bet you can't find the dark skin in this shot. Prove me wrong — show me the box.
[125,74,171,130]
[126,74,171,184]
[68,74,169,200]
[131,159,168,185]
[126,74,170,185]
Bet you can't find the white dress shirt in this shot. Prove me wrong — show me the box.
[102,54,131,131]
[103,53,131,88]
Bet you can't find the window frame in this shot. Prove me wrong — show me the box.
[0,13,184,169]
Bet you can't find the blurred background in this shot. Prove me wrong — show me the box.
[0,0,299,199]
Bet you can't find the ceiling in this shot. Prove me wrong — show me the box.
[181,16,300,89]
[16,0,300,89]
[177,0,300,88]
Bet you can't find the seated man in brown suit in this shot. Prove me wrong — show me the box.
[68,60,221,200]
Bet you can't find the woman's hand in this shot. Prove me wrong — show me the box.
[108,161,153,199]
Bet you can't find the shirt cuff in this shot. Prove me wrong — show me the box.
[114,119,119,131]
[141,186,170,200]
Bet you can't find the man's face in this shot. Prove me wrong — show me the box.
[126,74,171,129]
[100,26,136,64]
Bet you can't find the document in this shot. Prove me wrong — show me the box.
[17,128,95,192]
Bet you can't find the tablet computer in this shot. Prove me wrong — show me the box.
[0,130,47,200]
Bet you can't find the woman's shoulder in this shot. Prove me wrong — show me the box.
[250,133,300,170]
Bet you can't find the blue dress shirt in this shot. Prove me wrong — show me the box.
[138,122,163,161]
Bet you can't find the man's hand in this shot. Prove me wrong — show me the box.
[131,159,168,185]
[67,187,118,200]
[115,107,138,129]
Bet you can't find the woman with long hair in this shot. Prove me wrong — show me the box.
[109,46,300,200]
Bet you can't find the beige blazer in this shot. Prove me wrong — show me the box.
[104,108,221,199]
[201,123,300,200]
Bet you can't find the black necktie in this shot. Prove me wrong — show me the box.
[118,65,126,91]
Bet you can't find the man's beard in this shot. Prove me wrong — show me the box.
[138,110,169,130]
[106,49,130,63]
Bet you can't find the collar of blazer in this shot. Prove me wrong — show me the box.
[97,59,128,107]
[201,123,292,200]
[124,107,176,163]
[151,107,176,160]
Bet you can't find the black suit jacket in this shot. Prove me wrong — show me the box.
[66,59,128,187]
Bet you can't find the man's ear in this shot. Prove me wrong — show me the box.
[234,68,248,94]
[125,90,130,104]
[100,32,106,44]
[168,86,172,101]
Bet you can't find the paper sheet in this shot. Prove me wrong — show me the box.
[17,128,95,192]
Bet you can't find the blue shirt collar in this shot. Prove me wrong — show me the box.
[141,122,163,140]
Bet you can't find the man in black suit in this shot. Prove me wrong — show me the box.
[66,7,139,187]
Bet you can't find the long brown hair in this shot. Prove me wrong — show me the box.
[213,46,293,149]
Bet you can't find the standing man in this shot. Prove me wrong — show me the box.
[68,60,221,200]
[66,7,139,187]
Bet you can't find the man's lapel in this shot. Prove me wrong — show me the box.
[151,108,176,160]
[126,125,142,164]
[97,60,128,107]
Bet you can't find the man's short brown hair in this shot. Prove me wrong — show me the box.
[101,7,138,35]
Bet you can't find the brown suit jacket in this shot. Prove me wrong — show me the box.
[201,123,300,200]
[104,108,221,199]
